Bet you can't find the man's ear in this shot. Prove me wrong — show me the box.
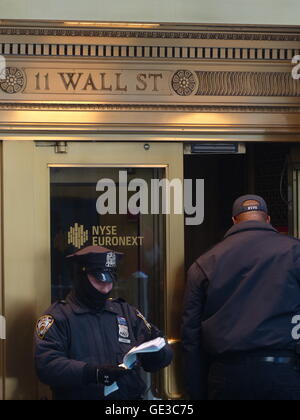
[266,215,271,224]
[232,217,237,225]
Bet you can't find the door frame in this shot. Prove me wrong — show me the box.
[2,140,184,400]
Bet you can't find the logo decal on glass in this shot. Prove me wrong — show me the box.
[68,223,89,248]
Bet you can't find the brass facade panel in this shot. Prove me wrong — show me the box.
[0,142,3,401]
[0,20,299,400]
[2,141,184,400]
[0,21,298,137]
[0,61,299,102]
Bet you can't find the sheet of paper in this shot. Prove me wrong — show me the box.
[123,337,166,369]
[104,382,119,397]
[104,337,166,397]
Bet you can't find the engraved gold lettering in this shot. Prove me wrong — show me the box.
[35,72,40,90]
[149,73,163,92]
[45,73,50,90]
[82,73,98,91]
[58,73,83,91]
[136,73,147,91]
[35,73,50,91]
[115,73,128,92]
[99,73,112,91]
[32,70,166,95]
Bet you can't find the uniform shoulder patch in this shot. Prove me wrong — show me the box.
[36,315,55,340]
[136,310,152,331]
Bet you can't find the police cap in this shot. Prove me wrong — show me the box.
[67,246,123,283]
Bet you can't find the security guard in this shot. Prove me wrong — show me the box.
[35,246,173,400]
[182,195,300,401]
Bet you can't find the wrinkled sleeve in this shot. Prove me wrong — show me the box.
[133,309,173,373]
[34,313,87,389]
[181,263,209,400]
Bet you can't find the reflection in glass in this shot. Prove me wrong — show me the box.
[50,167,165,331]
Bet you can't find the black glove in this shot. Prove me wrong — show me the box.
[97,365,128,386]
[138,339,173,373]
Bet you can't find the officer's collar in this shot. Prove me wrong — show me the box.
[224,220,278,239]
[66,292,123,315]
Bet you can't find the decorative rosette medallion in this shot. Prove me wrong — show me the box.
[0,67,26,94]
[171,70,198,96]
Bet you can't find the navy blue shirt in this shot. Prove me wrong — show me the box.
[35,293,172,400]
[182,221,300,399]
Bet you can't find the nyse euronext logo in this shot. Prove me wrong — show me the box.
[68,223,89,249]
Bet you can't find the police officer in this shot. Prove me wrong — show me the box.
[182,195,300,401]
[35,246,173,400]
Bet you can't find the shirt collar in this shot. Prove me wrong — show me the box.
[224,220,278,239]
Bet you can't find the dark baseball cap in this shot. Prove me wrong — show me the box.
[232,195,268,218]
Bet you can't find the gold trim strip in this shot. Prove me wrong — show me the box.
[1,103,300,113]
[0,20,300,41]
[48,163,168,168]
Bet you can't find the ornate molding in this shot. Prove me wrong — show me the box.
[195,71,300,97]
[0,23,299,124]
[0,102,300,113]
[1,26,300,42]
[171,70,198,96]
[0,67,299,99]
[0,67,26,94]
[1,23,299,62]
[0,42,298,62]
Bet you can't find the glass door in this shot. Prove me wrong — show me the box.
[2,141,184,400]
[50,166,165,317]
[289,146,300,238]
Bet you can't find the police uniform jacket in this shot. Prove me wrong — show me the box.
[182,221,300,399]
[35,293,172,400]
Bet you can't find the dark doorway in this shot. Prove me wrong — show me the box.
[185,143,291,270]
